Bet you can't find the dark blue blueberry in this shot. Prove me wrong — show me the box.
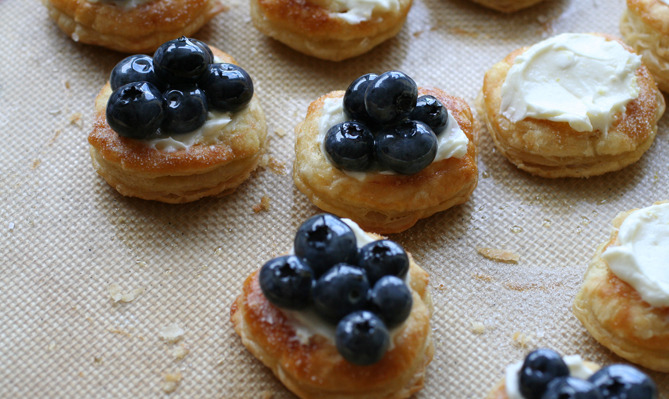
[294,214,357,277]
[258,255,314,310]
[541,377,603,399]
[375,120,437,175]
[369,276,412,328]
[357,240,409,284]
[324,121,375,172]
[519,349,570,399]
[335,310,389,365]
[343,73,378,125]
[199,63,254,112]
[588,364,658,399]
[364,71,417,125]
[410,95,448,135]
[153,36,211,84]
[110,54,164,91]
[161,85,208,134]
[313,264,369,323]
[106,82,165,139]
[189,38,214,65]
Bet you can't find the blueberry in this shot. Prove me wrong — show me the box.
[335,310,389,365]
[519,349,570,399]
[369,276,412,328]
[189,38,214,65]
[199,63,254,112]
[364,71,417,125]
[357,240,409,284]
[110,54,164,91]
[106,82,165,139]
[324,121,375,172]
[375,120,437,175]
[541,377,603,399]
[294,214,358,277]
[343,73,378,124]
[410,95,448,135]
[161,85,208,134]
[258,255,314,310]
[588,364,658,399]
[313,264,369,323]
[153,36,211,84]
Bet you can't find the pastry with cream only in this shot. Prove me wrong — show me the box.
[621,0,669,92]
[230,214,434,399]
[467,0,546,13]
[88,37,268,203]
[293,71,478,234]
[249,0,412,61]
[41,0,225,53]
[573,201,669,373]
[479,33,665,178]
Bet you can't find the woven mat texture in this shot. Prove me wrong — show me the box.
[1,0,668,397]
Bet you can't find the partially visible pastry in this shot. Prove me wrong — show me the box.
[467,0,545,13]
[41,0,225,53]
[88,37,268,203]
[621,0,669,92]
[250,0,412,61]
[573,201,669,373]
[294,71,478,234]
[230,214,434,399]
[479,33,665,178]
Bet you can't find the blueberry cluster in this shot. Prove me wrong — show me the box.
[258,213,413,366]
[106,37,254,139]
[518,349,657,399]
[324,71,450,175]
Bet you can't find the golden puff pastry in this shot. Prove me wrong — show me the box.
[249,0,412,61]
[573,203,669,373]
[88,48,268,203]
[230,250,434,399]
[467,0,545,13]
[621,0,669,92]
[293,88,478,234]
[479,33,665,178]
[41,0,225,53]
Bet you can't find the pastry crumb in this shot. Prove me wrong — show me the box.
[107,327,133,338]
[159,323,184,343]
[267,157,286,175]
[49,129,62,146]
[512,331,533,348]
[470,322,486,335]
[477,247,520,263]
[275,128,286,137]
[172,344,189,360]
[108,284,144,303]
[31,159,41,170]
[161,372,182,394]
[65,80,71,89]
[252,196,271,213]
[69,112,83,128]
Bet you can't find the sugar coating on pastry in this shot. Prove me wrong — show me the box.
[293,88,478,234]
[467,0,546,13]
[573,201,669,372]
[41,0,225,53]
[479,33,665,178]
[88,47,268,203]
[621,0,669,92]
[249,0,412,61]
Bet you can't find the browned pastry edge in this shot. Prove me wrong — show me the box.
[230,252,434,399]
[293,88,479,234]
[573,203,669,372]
[479,33,665,178]
[468,0,545,13]
[626,0,669,35]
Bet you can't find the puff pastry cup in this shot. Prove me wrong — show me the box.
[41,0,225,53]
[621,0,669,92]
[249,0,412,61]
[230,250,434,399]
[467,0,545,13]
[88,47,268,203]
[479,34,665,178]
[573,204,669,373]
[293,88,478,234]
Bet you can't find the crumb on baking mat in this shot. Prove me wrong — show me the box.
[172,344,189,360]
[108,284,144,303]
[161,372,182,394]
[470,321,486,335]
[477,247,520,263]
[252,195,271,213]
[512,331,534,348]
[159,323,185,343]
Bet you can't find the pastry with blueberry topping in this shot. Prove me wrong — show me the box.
[230,213,434,399]
[293,71,479,234]
[467,0,546,13]
[41,0,225,53]
[88,37,268,203]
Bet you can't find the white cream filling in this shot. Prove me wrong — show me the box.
[602,203,669,307]
[500,33,642,134]
[86,0,155,10]
[317,97,469,181]
[505,355,595,399]
[327,0,400,24]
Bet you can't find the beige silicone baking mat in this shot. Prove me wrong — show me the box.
[1,0,668,397]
